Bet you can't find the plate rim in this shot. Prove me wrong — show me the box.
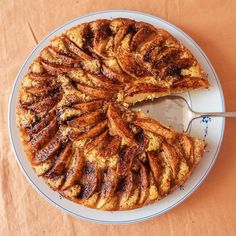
[8,9,225,224]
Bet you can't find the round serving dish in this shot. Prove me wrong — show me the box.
[9,10,225,224]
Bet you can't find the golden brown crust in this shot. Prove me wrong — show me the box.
[52,142,73,175]
[147,152,162,182]
[77,84,114,100]
[133,116,175,140]
[16,18,208,211]
[100,135,121,157]
[107,103,136,146]
[71,120,108,140]
[72,100,103,113]
[84,130,108,154]
[62,149,84,190]
[67,109,104,128]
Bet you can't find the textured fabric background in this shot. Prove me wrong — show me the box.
[0,0,236,235]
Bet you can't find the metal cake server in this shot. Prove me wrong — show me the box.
[133,95,236,132]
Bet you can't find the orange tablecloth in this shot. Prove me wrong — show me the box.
[1,1,236,235]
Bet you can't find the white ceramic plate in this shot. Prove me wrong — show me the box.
[8,10,225,224]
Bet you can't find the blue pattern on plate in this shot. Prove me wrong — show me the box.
[200,116,212,139]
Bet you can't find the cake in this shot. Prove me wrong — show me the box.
[16,18,209,210]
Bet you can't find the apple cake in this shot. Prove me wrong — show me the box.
[16,18,209,210]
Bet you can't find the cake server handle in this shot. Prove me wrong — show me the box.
[192,111,236,118]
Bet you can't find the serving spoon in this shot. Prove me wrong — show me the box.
[133,95,236,132]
